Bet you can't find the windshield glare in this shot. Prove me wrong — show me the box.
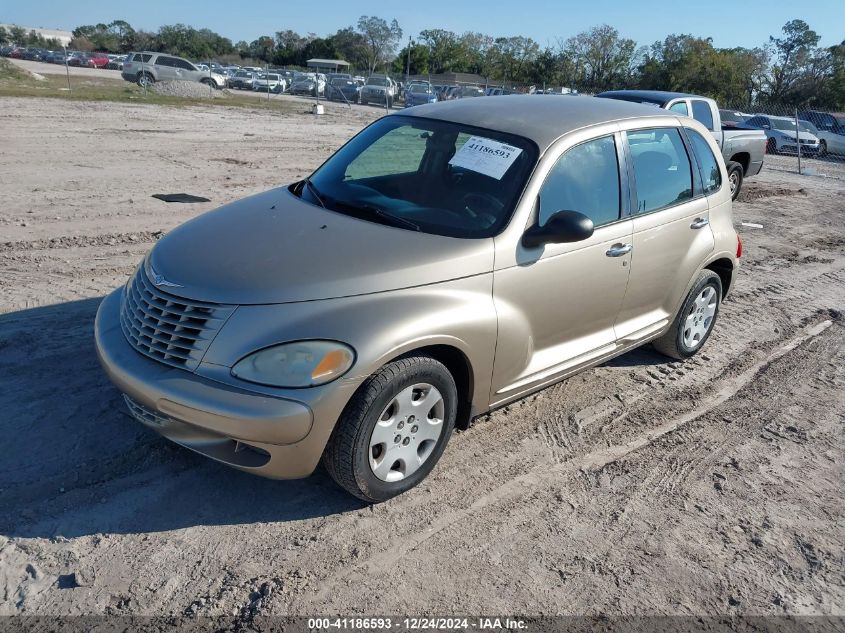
[304,116,537,238]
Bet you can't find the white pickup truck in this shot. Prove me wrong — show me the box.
[597,90,767,200]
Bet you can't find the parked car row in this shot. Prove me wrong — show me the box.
[596,90,768,200]
[716,109,845,158]
[0,45,128,69]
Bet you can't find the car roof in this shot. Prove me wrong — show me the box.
[596,90,709,105]
[400,95,671,151]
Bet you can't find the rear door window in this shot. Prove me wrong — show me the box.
[627,128,694,214]
[686,129,722,194]
[155,56,175,67]
[172,58,195,71]
[691,100,715,130]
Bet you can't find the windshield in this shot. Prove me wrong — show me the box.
[410,84,431,93]
[301,116,537,238]
[771,118,803,131]
[367,77,390,86]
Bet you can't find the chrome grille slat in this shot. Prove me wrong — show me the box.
[119,266,234,371]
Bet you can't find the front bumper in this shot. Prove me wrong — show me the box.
[95,289,335,479]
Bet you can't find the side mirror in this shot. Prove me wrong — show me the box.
[522,210,595,248]
[762,124,771,130]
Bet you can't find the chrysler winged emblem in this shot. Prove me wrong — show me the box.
[150,266,182,288]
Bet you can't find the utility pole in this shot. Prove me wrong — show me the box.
[405,35,412,84]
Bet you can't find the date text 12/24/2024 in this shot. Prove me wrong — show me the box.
[308,617,528,630]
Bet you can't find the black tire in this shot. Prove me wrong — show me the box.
[360,97,367,106]
[653,270,722,360]
[322,356,458,503]
[819,140,828,158]
[201,78,214,88]
[137,72,154,87]
[726,161,744,201]
[766,137,778,155]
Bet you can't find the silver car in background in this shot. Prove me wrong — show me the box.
[121,51,226,89]
[744,114,821,155]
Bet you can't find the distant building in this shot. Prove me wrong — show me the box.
[1,24,73,46]
[306,59,350,73]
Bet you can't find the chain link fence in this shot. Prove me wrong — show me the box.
[720,103,845,179]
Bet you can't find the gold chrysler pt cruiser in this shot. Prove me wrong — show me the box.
[96,96,741,502]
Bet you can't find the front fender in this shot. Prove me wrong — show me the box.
[201,274,498,414]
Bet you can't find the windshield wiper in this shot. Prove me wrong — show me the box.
[335,201,421,232]
[302,177,326,209]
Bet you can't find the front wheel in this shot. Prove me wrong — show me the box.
[819,140,828,158]
[200,78,214,88]
[653,270,722,360]
[727,161,744,201]
[322,356,458,503]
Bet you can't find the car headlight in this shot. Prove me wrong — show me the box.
[231,340,355,388]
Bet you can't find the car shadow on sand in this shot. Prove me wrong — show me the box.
[0,298,364,540]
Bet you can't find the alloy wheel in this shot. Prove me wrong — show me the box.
[683,286,718,350]
[369,383,445,482]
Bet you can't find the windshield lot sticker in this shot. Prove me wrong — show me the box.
[449,136,523,179]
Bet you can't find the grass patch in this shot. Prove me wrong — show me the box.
[0,58,301,114]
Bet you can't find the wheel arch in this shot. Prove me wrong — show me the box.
[728,152,750,174]
[704,257,734,298]
[388,344,475,430]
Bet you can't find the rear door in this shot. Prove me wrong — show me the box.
[173,57,199,81]
[690,98,723,147]
[153,56,178,81]
[614,125,715,343]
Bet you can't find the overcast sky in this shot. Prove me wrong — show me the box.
[5,0,844,49]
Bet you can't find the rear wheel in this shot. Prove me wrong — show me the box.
[653,270,722,360]
[322,356,457,503]
[726,161,744,201]
[137,72,154,87]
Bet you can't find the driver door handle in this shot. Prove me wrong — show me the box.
[690,217,710,229]
[606,243,633,257]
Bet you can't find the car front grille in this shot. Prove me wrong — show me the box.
[119,266,235,371]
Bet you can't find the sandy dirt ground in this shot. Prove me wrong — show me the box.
[0,96,843,622]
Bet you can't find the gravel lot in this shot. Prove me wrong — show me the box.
[0,96,843,622]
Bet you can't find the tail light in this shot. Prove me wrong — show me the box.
[736,233,743,258]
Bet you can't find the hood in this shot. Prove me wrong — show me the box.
[147,188,493,305]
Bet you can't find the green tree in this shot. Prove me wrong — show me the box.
[491,36,539,83]
[765,19,820,101]
[356,15,402,74]
[563,24,637,91]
